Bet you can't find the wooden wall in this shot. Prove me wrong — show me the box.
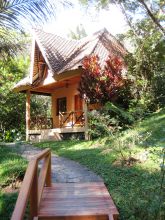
[51,83,80,128]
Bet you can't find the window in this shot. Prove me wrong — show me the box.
[56,97,67,115]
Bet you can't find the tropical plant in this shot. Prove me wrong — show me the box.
[0,55,51,142]
[0,0,70,56]
[0,56,29,141]
[88,102,134,139]
[124,16,165,114]
[81,0,165,37]
[79,54,129,105]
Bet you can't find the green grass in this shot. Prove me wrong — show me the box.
[35,108,165,220]
[0,145,27,220]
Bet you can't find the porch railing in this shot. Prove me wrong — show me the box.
[59,111,85,128]
[30,117,53,130]
[11,148,51,220]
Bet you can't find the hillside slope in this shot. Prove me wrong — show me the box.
[36,109,165,220]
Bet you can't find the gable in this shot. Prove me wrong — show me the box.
[13,28,127,93]
[33,28,127,76]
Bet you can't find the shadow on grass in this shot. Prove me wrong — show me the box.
[67,149,164,220]
[0,146,27,188]
[0,192,18,220]
[0,192,30,220]
[34,109,165,219]
[35,142,164,220]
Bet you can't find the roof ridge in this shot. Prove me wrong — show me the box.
[32,28,78,43]
[33,27,127,75]
[78,28,113,45]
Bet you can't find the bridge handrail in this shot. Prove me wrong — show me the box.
[11,148,51,220]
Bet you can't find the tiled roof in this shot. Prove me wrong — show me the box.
[14,28,127,91]
[34,28,127,75]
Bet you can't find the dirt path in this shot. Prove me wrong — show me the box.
[13,143,103,183]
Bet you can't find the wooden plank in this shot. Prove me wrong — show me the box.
[33,148,50,161]
[11,160,37,220]
[38,155,51,206]
[30,165,38,219]
[46,154,52,187]
[38,215,109,220]
[38,183,119,220]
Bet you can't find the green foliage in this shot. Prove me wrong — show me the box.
[80,0,165,118]
[35,108,165,219]
[0,146,27,188]
[88,102,134,139]
[88,110,111,139]
[0,145,27,219]
[0,0,60,57]
[0,54,51,142]
[0,192,18,220]
[105,102,134,125]
[0,0,56,29]
[88,0,165,37]
[30,95,51,118]
[124,16,165,116]
[0,56,29,142]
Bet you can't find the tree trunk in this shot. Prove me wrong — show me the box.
[138,0,165,36]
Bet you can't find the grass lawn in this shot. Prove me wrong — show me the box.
[35,109,165,220]
[0,145,27,220]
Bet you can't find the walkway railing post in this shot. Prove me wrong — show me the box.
[29,164,38,220]
[46,154,52,187]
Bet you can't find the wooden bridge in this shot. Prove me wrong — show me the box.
[11,149,119,220]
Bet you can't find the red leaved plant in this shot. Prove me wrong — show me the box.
[79,54,126,104]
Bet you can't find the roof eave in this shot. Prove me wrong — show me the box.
[13,85,32,93]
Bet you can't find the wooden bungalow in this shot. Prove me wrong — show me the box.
[13,28,127,142]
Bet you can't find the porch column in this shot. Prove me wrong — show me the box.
[51,94,55,128]
[26,90,31,141]
[83,100,89,140]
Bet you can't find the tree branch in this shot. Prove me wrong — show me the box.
[138,0,165,36]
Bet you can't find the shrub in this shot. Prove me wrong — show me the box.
[79,54,130,105]
[88,102,134,139]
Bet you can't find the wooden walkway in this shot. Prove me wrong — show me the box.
[11,149,119,220]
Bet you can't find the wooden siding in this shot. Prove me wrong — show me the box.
[52,82,81,128]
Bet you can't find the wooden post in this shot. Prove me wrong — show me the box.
[29,164,38,220]
[46,154,52,187]
[26,90,31,141]
[83,100,88,140]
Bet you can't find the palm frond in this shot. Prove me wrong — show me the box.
[0,0,72,30]
[0,28,28,59]
[0,0,72,58]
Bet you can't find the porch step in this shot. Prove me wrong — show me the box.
[48,132,61,141]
